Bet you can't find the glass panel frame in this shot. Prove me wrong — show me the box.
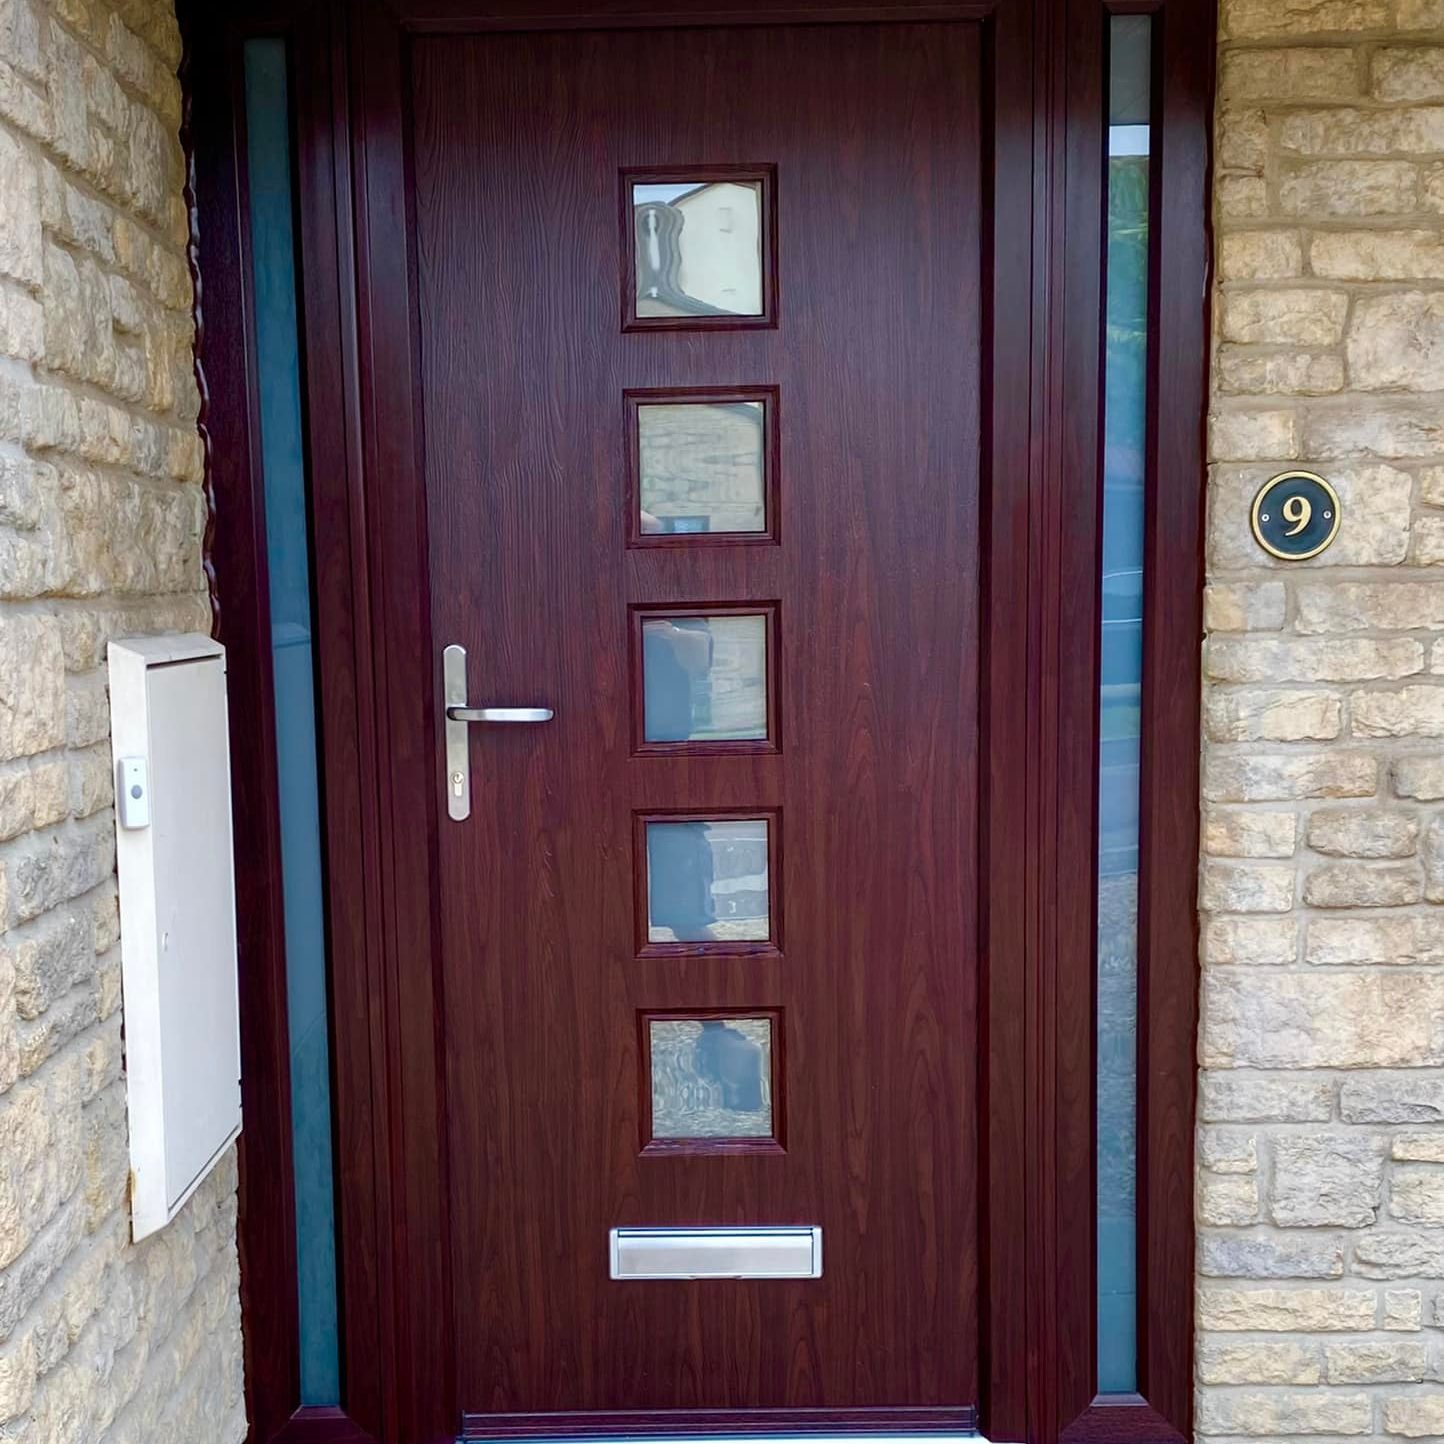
[640,1009,785,1155]
[626,386,780,548]
[242,35,342,1409]
[634,809,782,958]
[621,165,778,332]
[631,603,781,756]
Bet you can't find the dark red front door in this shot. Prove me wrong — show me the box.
[411,20,981,1430]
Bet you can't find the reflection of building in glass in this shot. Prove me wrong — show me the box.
[649,1018,773,1139]
[646,819,770,944]
[639,401,765,535]
[634,181,763,317]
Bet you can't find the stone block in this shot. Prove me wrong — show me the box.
[1270,1133,1386,1226]
[1307,914,1444,965]
[1222,0,1389,36]
[1390,1166,1444,1224]
[1202,859,1297,912]
[1206,636,1423,684]
[1199,1232,1344,1278]
[1204,750,1375,802]
[1219,288,1350,346]
[1307,809,1419,858]
[1280,160,1419,217]
[1392,1133,1444,1162]
[1303,860,1423,907]
[1384,1287,1423,1330]
[1197,1340,1322,1386]
[1373,46,1444,102]
[1196,1389,1372,1436]
[1342,1076,1444,1122]
[1199,1072,1332,1123]
[1313,229,1444,281]
[1395,755,1444,799]
[1206,811,1298,859]
[1349,292,1444,393]
[1203,971,1444,1068]
[1307,403,1444,459]
[0,616,63,760]
[1221,47,1359,102]
[1209,408,1298,462]
[0,126,41,290]
[1353,1230,1444,1277]
[1355,686,1444,738]
[1204,689,1342,743]
[1326,1340,1427,1383]
[1199,1170,1261,1225]
[1281,105,1444,156]
[1204,916,1299,965]
[1384,1396,1444,1439]
[1297,581,1444,634]
[1218,230,1303,280]
[1197,1286,1376,1332]
[1204,581,1287,632]
[1215,347,1344,396]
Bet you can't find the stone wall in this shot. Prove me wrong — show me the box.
[0,0,243,1440]
[1204,2,1444,1437]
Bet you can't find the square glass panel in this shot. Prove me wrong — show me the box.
[641,612,768,744]
[633,179,764,319]
[646,818,770,943]
[649,1017,774,1139]
[638,400,766,537]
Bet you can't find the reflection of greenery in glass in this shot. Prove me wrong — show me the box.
[1097,143,1149,1397]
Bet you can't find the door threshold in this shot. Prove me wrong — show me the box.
[459,1435,1000,1444]
[459,1410,981,1442]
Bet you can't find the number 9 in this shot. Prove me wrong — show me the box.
[1282,493,1312,537]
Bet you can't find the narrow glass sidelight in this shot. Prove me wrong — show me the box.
[243,37,341,1407]
[1096,11,1151,1397]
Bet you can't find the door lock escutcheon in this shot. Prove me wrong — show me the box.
[443,643,554,822]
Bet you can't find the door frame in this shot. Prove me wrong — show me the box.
[181,2,1213,1441]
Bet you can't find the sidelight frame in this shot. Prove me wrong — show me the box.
[181,1,1212,1441]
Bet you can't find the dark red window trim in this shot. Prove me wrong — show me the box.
[181,2,1211,1440]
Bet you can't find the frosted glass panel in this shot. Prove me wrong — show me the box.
[1097,11,1150,1398]
[633,179,764,318]
[646,818,770,943]
[649,1018,774,1139]
[638,401,766,536]
[641,613,768,743]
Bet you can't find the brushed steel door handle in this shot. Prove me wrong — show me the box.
[446,706,554,723]
[443,644,552,821]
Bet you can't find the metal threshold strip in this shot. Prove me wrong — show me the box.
[459,1435,1002,1444]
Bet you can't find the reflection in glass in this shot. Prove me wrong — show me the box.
[633,180,764,318]
[646,819,770,943]
[244,38,340,1408]
[641,613,768,743]
[639,401,766,536]
[1097,12,1150,1397]
[649,1018,774,1139]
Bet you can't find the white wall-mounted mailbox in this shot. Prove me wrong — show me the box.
[109,634,241,1241]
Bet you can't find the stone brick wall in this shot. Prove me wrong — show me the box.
[1204,2,1444,1437]
[0,0,243,1440]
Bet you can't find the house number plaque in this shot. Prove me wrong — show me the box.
[1251,470,1341,561]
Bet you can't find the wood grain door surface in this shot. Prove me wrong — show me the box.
[411,21,982,1427]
